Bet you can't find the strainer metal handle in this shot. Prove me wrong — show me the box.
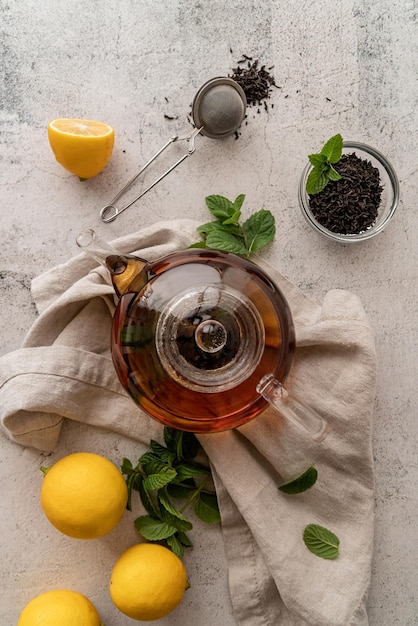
[99,126,203,223]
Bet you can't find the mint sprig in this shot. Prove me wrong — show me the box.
[306,134,343,195]
[121,427,220,558]
[191,194,275,257]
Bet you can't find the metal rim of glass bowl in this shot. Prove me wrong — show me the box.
[298,141,400,243]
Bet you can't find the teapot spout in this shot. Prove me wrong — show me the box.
[76,229,147,297]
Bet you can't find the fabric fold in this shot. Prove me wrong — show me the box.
[0,219,376,626]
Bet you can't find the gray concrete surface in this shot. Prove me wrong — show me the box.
[1,1,417,624]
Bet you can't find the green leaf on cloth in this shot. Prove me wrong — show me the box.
[278,466,318,494]
[303,524,340,559]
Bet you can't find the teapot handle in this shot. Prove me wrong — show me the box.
[256,375,331,443]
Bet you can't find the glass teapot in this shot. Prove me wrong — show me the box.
[77,230,330,442]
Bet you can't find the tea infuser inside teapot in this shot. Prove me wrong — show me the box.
[99,77,247,223]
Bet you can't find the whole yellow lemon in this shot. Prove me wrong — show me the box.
[40,452,128,539]
[110,543,188,621]
[17,589,103,626]
[47,118,115,179]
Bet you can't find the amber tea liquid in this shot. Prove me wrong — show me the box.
[111,249,295,433]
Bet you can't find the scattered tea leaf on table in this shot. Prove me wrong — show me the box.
[303,524,340,559]
[278,466,318,494]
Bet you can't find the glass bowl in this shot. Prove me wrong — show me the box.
[298,141,400,242]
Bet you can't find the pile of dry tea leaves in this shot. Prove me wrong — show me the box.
[308,153,383,234]
[229,55,277,108]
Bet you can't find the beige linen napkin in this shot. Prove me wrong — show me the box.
[0,219,376,626]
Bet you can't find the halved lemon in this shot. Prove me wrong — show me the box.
[48,118,115,179]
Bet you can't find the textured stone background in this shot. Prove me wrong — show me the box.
[1,1,417,624]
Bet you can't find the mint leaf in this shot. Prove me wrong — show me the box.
[197,221,242,238]
[223,209,241,225]
[163,427,183,453]
[166,533,185,558]
[321,133,343,163]
[242,209,275,253]
[178,431,200,459]
[149,439,176,464]
[177,531,193,547]
[308,153,327,167]
[197,221,224,234]
[140,457,171,477]
[125,473,138,510]
[205,195,235,220]
[121,457,133,474]
[167,483,195,499]
[138,479,160,517]
[134,515,177,540]
[327,164,342,181]
[278,466,318,494]
[188,241,208,249]
[194,492,221,524]
[158,488,193,526]
[137,451,165,470]
[164,429,200,460]
[159,506,193,532]
[233,193,246,211]
[205,230,249,256]
[303,524,340,559]
[143,467,177,491]
[174,463,210,482]
[306,166,330,194]
[149,439,169,455]
[166,530,194,558]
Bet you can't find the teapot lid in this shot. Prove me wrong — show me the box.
[155,282,265,393]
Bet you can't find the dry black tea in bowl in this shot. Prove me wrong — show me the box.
[299,134,399,242]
